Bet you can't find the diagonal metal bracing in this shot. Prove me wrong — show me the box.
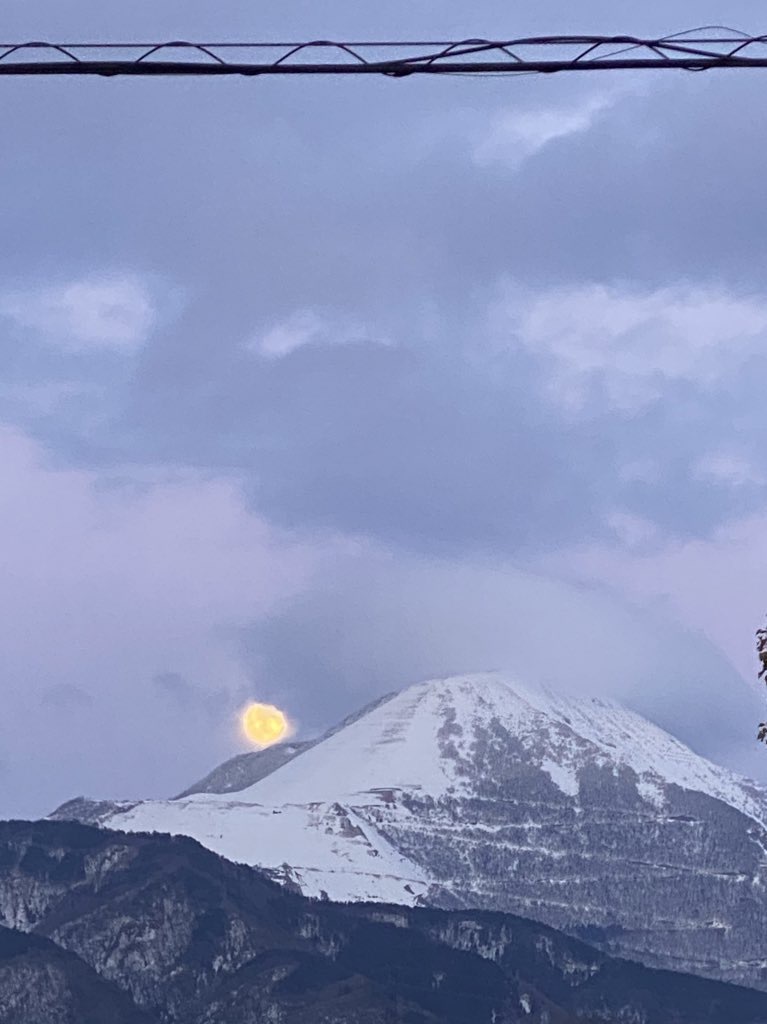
[2,31,767,78]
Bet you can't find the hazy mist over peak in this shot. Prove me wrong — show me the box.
[244,550,763,779]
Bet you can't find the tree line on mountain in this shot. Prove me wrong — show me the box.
[756,621,767,742]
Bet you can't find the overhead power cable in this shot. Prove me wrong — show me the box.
[2,31,767,77]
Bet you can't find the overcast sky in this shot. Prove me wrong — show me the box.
[2,1,767,818]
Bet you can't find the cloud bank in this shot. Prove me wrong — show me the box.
[243,547,764,781]
[0,428,318,817]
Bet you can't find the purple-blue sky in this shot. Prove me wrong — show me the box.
[1,1,766,817]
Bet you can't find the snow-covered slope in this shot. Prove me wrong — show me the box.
[98,795,431,904]
[212,674,767,822]
[54,672,767,990]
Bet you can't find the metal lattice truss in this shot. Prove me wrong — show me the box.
[2,29,767,77]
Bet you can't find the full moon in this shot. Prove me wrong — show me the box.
[241,702,290,748]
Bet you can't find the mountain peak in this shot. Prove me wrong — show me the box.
[51,670,767,991]
[215,672,763,825]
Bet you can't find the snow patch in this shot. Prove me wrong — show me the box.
[540,758,579,797]
[101,797,431,905]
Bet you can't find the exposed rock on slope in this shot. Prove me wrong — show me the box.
[49,796,138,827]
[0,924,153,1024]
[3,820,767,1024]
[174,741,315,799]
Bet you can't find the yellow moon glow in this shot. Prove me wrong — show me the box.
[241,702,289,747]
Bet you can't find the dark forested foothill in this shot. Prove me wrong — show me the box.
[1,820,766,1023]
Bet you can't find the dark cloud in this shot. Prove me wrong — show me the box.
[40,684,94,712]
[116,329,765,555]
[0,24,764,557]
[153,671,246,720]
[153,672,198,704]
[120,341,602,555]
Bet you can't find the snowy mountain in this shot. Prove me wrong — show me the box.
[53,672,767,991]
